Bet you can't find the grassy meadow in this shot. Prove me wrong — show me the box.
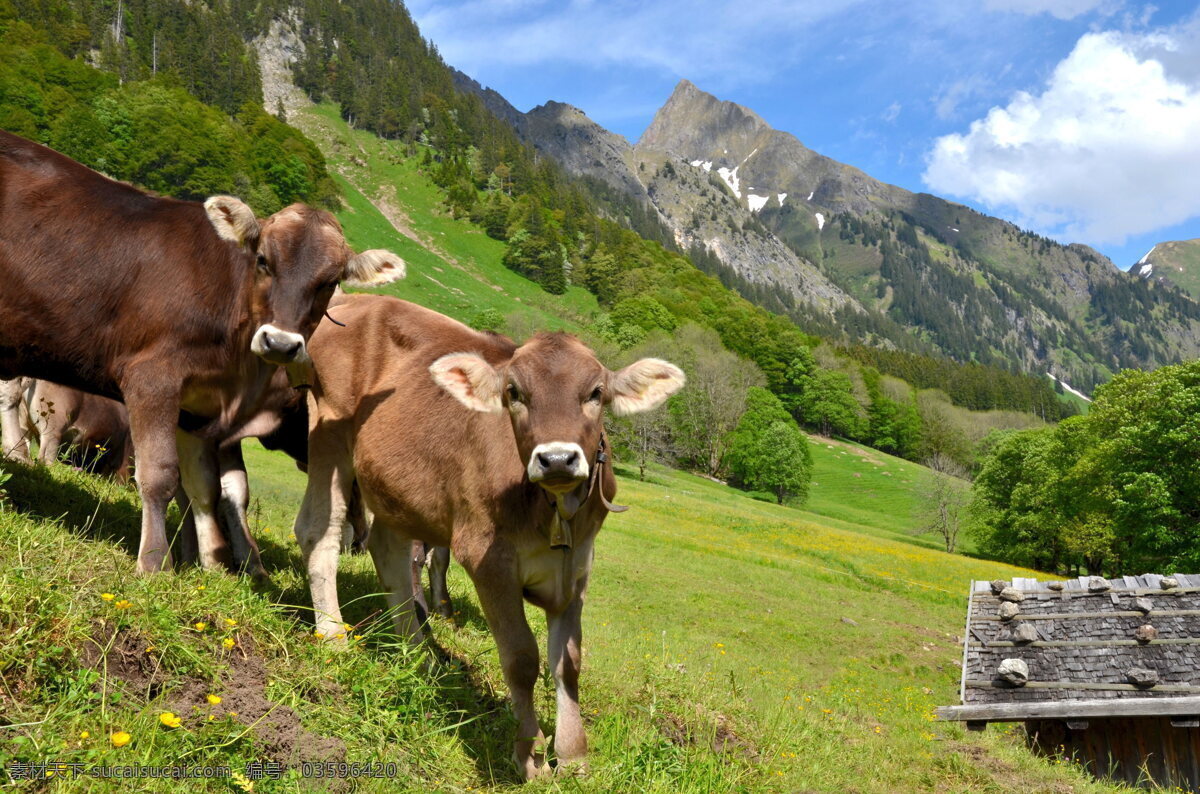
[0,441,1133,793]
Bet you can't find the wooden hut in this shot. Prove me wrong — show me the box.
[937,574,1200,790]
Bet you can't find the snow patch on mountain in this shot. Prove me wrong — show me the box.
[1137,245,1157,265]
[1139,262,1154,277]
[1047,372,1092,402]
[690,159,713,172]
[806,191,814,201]
[717,166,742,199]
[815,212,825,231]
[777,192,787,206]
[747,194,769,212]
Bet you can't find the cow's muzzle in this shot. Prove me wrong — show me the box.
[251,324,310,365]
[527,442,589,493]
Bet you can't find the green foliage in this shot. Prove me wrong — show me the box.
[724,388,812,505]
[970,360,1200,575]
[610,294,677,333]
[467,308,505,332]
[795,369,863,438]
[0,33,337,213]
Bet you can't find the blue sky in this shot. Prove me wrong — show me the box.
[408,0,1200,269]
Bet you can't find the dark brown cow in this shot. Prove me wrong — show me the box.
[0,131,403,573]
[293,295,684,778]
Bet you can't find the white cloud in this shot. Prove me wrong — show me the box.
[881,101,902,122]
[923,25,1200,244]
[982,0,1112,20]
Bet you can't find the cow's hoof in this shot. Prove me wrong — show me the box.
[243,564,273,587]
[554,758,589,777]
[135,557,172,575]
[514,753,550,781]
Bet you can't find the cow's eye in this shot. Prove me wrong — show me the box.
[588,386,603,403]
[506,384,522,404]
[256,254,270,274]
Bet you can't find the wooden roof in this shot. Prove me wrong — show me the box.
[939,574,1200,723]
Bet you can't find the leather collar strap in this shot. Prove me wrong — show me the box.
[547,436,628,550]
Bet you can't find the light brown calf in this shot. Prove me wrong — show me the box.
[25,380,135,481]
[293,295,684,779]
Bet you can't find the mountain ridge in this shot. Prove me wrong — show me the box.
[453,74,1200,390]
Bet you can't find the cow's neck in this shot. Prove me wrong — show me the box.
[179,263,277,436]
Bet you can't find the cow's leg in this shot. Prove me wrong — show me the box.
[365,518,424,644]
[410,540,430,628]
[547,594,587,771]
[294,449,353,641]
[429,545,453,619]
[216,442,269,582]
[472,570,548,780]
[174,489,199,566]
[123,380,180,573]
[36,417,63,466]
[175,430,233,570]
[346,480,370,553]
[0,378,30,463]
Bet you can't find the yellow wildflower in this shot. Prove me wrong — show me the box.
[110,731,132,747]
[79,731,90,739]
[114,600,132,610]
[223,638,236,650]
[100,593,115,601]
[193,622,207,632]
[207,694,222,705]
[224,618,237,627]
[159,712,181,729]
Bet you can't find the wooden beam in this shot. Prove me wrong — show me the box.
[965,680,1200,693]
[937,696,1200,723]
[974,609,1200,622]
[970,637,1200,648]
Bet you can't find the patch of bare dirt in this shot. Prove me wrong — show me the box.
[371,185,426,248]
[655,709,758,763]
[944,741,1076,794]
[87,626,345,767]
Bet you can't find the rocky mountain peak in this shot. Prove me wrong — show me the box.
[639,80,769,162]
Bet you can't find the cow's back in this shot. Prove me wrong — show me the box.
[0,131,242,395]
[309,295,522,539]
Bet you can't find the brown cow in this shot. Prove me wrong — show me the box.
[0,131,403,573]
[293,294,684,778]
[24,379,136,481]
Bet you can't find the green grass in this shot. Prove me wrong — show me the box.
[0,448,1135,793]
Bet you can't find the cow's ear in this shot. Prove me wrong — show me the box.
[430,353,503,413]
[609,358,686,416]
[345,249,405,288]
[204,196,261,251]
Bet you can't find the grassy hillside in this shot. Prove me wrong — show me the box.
[301,103,598,332]
[0,445,1128,793]
[1142,239,1200,300]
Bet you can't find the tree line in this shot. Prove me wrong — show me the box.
[970,360,1200,575]
[0,26,337,215]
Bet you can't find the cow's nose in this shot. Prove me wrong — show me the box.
[537,449,579,473]
[527,442,589,487]
[251,324,309,364]
[264,332,302,359]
